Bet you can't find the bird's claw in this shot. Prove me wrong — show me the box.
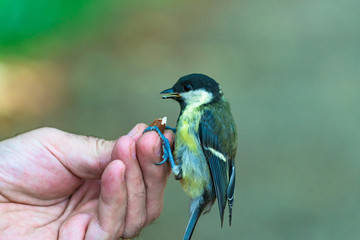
[175,169,183,180]
[154,159,167,165]
[143,126,179,174]
[154,146,169,165]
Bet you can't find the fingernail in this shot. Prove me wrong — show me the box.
[154,138,162,157]
[128,126,139,137]
[130,143,136,159]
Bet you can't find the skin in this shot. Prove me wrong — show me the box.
[0,124,174,240]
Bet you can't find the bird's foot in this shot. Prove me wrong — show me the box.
[165,126,177,134]
[143,126,180,176]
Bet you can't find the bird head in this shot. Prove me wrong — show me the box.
[160,74,222,110]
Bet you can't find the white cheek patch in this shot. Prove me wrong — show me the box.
[204,147,227,162]
[181,89,213,109]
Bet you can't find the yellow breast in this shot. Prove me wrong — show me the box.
[174,108,211,199]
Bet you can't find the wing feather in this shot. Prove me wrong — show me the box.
[199,109,231,226]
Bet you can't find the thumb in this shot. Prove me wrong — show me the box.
[34,127,115,179]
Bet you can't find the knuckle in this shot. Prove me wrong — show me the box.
[135,123,148,130]
[114,136,134,157]
[117,135,133,146]
[130,183,146,197]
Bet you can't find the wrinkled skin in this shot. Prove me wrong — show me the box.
[0,124,174,240]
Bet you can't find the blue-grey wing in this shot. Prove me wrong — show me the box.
[199,108,237,226]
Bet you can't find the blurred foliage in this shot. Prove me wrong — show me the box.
[0,0,360,239]
[0,0,132,58]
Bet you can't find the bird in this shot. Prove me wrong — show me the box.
[144,73,237,240]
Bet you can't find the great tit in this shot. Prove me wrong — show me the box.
[144,73,237,240]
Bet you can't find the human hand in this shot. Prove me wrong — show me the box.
[0,124,174,240]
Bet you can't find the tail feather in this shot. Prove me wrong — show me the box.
[183,206,202,240]
[228,199,233,226]
[227,165,235,226]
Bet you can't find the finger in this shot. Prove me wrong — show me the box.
[127,123,148,142]
[85,160,127,240]
[112,135,146,238]
[31,127,115,179]
[46,123,148,179]
[136,130,175,224]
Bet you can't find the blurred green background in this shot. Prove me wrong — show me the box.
[1,0,359,239]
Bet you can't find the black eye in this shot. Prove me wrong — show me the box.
[183,84,192,92]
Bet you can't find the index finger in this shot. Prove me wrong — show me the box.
[136,130,174,224]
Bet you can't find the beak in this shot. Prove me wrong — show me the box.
[160,88,181,99]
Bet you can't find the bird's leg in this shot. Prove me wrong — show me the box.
[143,126,181,177]
[165,126,177,134]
